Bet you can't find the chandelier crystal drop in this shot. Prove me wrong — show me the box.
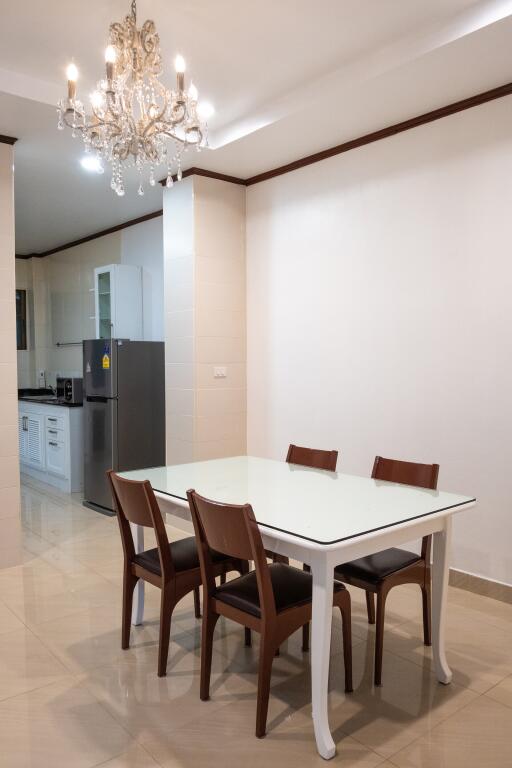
[57,0,213,196]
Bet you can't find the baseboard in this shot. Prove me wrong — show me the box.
[449,568,512,605]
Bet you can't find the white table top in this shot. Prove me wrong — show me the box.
[121,456,475,546]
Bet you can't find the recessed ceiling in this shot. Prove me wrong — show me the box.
[1,0,511,254]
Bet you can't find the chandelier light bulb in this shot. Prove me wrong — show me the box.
[66,63,78,82]
[105,45,117,64]
[188,82,198,102]
[174,54,186,73]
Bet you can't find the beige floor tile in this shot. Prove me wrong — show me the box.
[30,603,199,674]
[4,571,120,626]
[447,584,512,633]
[485,674,512,710]
[321,637,478,759]
[142,692,386,768]
[383,602,512,693]
[0,676,136,768]
[81,647,231,741]
[0,626,69,701]
[389,696,512,768]
[93,744,161,767]
[0,599,26,634]
[18,528,93,575]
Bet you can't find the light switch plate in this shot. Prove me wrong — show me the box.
[214,366,227,378]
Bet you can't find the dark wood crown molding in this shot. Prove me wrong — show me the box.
[16,209,163,259]
[159,165,246,187]
[245,82,512,185]
[0,134,18,145]
[17,81,512,259]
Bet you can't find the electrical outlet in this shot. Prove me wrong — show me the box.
[214,366,227,378]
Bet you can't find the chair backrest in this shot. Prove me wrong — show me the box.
[187,489,276,618]
[107,470,173,578]
[371,456,439,561]
[286,443,338,472]
[371,456,439,490]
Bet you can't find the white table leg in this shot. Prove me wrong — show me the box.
[310,554,336,760]
[432,516,452,684]
[131,523,145,626]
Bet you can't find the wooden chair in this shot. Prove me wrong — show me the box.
[107,470,247,677]
[187,488,353,738]
[334,456,439,686]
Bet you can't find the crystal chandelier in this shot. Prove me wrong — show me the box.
[57,0,213,196]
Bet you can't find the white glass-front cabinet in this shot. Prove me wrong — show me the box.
[94,264,142,340]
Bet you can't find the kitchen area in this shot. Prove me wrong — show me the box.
[16,215,165,513]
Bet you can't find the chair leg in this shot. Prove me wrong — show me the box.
[220,573,226,585]
[365,590,376,625]
[256,635,275,738]
[121,572,138,650]
[245,627,252,647]
[374,587,388,686]
[200,607,219,701]
[158,588,175,677]
[340,597,353,693]
[193,586,201,618]
[422,578,432,646]
[302,622,310,652]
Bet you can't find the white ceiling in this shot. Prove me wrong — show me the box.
[1,0,511,254]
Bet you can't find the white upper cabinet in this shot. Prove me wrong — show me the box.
[94,264,142,340]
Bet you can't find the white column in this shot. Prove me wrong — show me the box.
[0,139,22,568]
[162,174,246,465]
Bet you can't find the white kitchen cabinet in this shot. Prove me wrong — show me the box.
[46,438,66,477]
[94,264,142,341]
[18,401,84,493]
[18,413,45,469]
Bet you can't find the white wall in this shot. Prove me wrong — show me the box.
[15,215,164,387]
[121,216,164,342]
[246,96,512,586]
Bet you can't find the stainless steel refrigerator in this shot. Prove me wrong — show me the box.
[83,339,165,514]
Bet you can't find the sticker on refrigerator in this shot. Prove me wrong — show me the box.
[86,362,91,373]
[102,353,110,370]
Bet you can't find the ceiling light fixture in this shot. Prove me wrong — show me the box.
[57,0,213,197]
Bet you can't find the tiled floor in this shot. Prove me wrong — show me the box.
[0,476,511,767]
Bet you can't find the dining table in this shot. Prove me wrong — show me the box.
[120,455,476,761]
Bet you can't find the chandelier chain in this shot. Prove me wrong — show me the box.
[131,0,136,19]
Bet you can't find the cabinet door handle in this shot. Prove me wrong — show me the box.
[48,418,57,422]
[49,441,58,447]
[49,429,58,435]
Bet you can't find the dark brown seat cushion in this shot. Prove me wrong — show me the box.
[214,563,346,618]
[133,536,228,576]
[335,547,421,584]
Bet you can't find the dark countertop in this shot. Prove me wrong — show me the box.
[18,396,83,408]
